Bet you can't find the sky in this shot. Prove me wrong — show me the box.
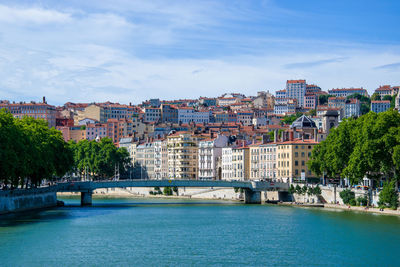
[0,0,399,105]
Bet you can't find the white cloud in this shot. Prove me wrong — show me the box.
[0,4,71,24]
[0,1,399,105]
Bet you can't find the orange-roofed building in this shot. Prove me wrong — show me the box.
[276,138,319,182]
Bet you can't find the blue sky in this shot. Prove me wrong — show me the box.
[0,0,399,105]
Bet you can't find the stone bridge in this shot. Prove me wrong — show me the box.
[56,180,289,205]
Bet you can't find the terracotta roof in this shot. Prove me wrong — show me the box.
[287,80,306,84]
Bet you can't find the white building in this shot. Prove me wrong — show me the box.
[259,143,277,179]
[198,135,229,180]
[221,147,233,180]
[345,99,361,118]
[153,140,168,179]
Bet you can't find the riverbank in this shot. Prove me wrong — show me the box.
[57,187,244,202]
[323,203,400,216]
[0,186,57,215]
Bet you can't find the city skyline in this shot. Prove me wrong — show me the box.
[0,0,399,105]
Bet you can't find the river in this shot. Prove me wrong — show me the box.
[0,197,399,266]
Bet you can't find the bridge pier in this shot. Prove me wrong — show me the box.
[244,189,261,204]
[81,191,93,206]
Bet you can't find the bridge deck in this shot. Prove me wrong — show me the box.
[56,180,289,192]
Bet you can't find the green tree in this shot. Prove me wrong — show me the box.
[314,185,321,195]
[339,189,355,205]
[163,187,173,196]
[301,185,308,195]
[371,92,381,101]
[307,187,314,195]
[383,95,393,102]
[309,110,400,186]
[289,184,295,194]
[282,112,302,125]
[378,180,399,209]
[356,196,368,206]
[391,94,397,109]
[319,94,334,105]
[173,186,179,195]
[295,185,303,195]
[307,109,316,117]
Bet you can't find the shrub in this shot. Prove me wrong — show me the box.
[340,189,355,205]
[356,196,368,206]
[289,184,296,194]
[295,185,302,194]
[314,185,321,195]
[307,187,314,195]
[301,185,308,195]
[349,198,357,206]
[163,187,173,196]
[378,180,399,210]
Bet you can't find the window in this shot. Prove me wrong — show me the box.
[295,161,298,166]
[295,169,298,175]
[301,152,305,157]
[295,152,298,157]
[302,161,305,166]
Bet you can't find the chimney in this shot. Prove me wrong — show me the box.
[302,133,305,142]
[43,96,46,103]
[289,131,294,141]
[274,129,278,143]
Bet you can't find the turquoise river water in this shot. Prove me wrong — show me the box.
[1,197,400,266]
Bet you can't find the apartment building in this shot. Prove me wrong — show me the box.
[328,88,368,98]
[119,137,137,166]
[286,80,306,107]
[198,135,229,180]
[276,139,318,182]
[371,100,391,113]
[153,139,168,179]
[232,146,250,180]
[0,99,56,128]
[167,132,203,179]
[136,142,155,179]
[221,147,233,180]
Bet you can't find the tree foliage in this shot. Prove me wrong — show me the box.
[0,109,73,187]
[319,94,334,105]
[371,93,381,101]
[69,138,131,179]
[339,189,355,205]
[308,109,400,185]
[281,112,302,125]
[378,180,399,209]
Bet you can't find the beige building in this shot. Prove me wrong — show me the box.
[276,139,318,182]
[167,132,204,179]
[75,104,104,124]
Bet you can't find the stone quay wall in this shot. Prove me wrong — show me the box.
[0,186,57,215]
